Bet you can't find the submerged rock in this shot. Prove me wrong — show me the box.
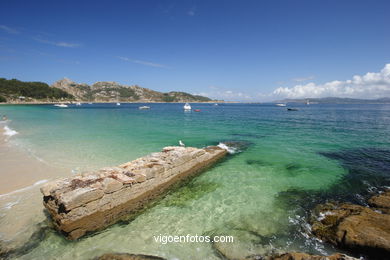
[310,191,390,258]
[41,146,227,240]
[96,253,165,260]
[264,252,358,260]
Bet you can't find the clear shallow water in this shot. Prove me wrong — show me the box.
[1,103,390,259]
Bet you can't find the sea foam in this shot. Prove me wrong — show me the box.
[0,179,48,199]
[3,126,18,137]
[217,142,237,154]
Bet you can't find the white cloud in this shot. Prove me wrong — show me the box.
[273,64,390,99]
[116,56,169,69]
[0,25,19,34]
[33,38,81,48]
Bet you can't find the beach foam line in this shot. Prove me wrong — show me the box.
[3,126,18,137]
[0,179,48,199]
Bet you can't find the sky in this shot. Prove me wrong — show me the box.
[0,0,389,101]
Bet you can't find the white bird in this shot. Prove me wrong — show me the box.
[179,140,185,147]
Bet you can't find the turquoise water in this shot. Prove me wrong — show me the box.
[1,103,390,259]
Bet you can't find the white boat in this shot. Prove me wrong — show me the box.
[183,103,191,110]
[139,106,150,110]
[76,102,81,106]
[88,102,93,105]
[306,100,310,105]
[116,102,121,106]
[276,103,286,107]
[214,103,218,106]
[54,104,68,108]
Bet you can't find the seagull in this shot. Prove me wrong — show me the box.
[179,140,185,147]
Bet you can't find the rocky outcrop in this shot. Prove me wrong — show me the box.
[41,146,227,240]
[310,190,390,258]
[51,78,213,102]
[368,190,390,214]
[264,252,358,260]
[96,253,165,260]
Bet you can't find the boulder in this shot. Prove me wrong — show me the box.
[368,190,390,214]
[310,197,390,258]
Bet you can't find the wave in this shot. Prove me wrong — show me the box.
[0,179,48,199]
[3,126,18,137]
[217,142,238,154]
[217,140,253,154]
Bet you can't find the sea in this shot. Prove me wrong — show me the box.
[0,102,390,259]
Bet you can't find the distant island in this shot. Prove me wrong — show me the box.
[275,97,390,104]
[0,77,215,103]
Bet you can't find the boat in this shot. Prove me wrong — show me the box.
[76,102,81,106]
[214,103,218,106]
[116,102,121,106]
[88,102,93,105]
[54,104,68,108]
[306,99,310,105]
[276,103,286,107]
[194,109,201,112]
[287,108,299,111]
[139,106,150,110]
[183,103,191,110]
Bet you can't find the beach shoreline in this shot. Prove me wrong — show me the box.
[0,125,69,195]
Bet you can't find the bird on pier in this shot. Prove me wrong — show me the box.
[179,140,185,147]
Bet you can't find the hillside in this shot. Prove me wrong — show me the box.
[52,78,212,102]
[0,77,213,103]
[0,78,73,102]
[275,97,390,104]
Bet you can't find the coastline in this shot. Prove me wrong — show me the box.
[0,100,237,105]
[0,126,69,195]
[0,124,71,249]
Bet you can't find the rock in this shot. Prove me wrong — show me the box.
[101,178,123,193]
[368,190,390,213]
[264,252,358,260]
[96,253,165,260]
[310,200,390,258]
[41,146,227,240]
[59,187,104,211]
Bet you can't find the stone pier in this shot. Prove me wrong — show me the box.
[40,146,227,240]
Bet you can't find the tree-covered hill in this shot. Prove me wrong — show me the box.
[0,78,73,102]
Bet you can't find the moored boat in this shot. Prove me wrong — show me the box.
[183,103,191,110]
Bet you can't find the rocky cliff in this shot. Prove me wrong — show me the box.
[52,78,212,102]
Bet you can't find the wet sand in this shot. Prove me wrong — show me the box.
[0,127,68,195]
[0,125,70,250]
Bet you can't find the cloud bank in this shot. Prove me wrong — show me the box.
[273,64,390,99]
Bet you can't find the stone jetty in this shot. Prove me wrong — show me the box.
[40,146,227,240]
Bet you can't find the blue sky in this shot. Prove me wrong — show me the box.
[0,0,389,101]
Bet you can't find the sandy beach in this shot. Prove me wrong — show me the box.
[0,124,70,250]
[0,125,69,195]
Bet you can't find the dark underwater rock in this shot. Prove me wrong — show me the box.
[263,252,358,260]
[96,253,165,260]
